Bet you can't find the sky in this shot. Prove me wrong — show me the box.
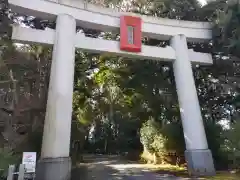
[198,0,207,5]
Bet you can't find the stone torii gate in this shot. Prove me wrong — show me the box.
[9,0,215,179]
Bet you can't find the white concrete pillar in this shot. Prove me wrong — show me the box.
[171,34,215,176]
[41,14,76,158]
[170,34,208,150]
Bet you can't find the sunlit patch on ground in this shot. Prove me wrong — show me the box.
[72,155,240,180]
[143,164,240,180]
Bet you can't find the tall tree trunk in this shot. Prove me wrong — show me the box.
[104,138,108,154]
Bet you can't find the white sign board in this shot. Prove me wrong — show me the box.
[22,152,36,173]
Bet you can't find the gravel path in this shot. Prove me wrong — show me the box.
[71,155,184,180]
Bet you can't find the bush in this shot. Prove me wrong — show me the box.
[140,118,228,167]
[140,119,185,164]
[0,150,20,177]
[140,119,166,154]
[204,121,227,170]
[161,122,185,155]
[222,121,240,169]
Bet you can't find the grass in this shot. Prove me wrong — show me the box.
[207,172,240,180]
[142,164,240,180]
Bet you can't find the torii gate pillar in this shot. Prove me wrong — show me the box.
[36,14,76,180]
[171,34,215,176]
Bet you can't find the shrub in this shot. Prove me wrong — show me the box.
[140,119,185,164]
[0,150,20,177]
[222,121,240,169]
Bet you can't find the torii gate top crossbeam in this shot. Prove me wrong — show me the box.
[9,0,212,42]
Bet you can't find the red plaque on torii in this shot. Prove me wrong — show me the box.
[120,16,142,53]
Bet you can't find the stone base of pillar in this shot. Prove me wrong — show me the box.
[35,157,71,180]
[185,149,215,176]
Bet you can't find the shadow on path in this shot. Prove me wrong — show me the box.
[71,155,187,180]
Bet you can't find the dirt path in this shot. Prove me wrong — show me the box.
[71,155,183,180]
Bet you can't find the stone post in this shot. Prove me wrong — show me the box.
[7,165,15,180]
[18,164,25,180]
[170,34,215,176]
